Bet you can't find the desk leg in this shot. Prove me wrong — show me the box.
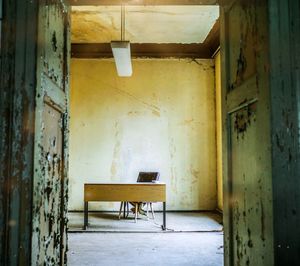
[135,203,138,223]
[123,202,126,218]
[84,201,88,230]
[162,202,166,231]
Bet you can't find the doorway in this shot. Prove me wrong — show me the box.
[2,0,299,265]
[67,3,224,266]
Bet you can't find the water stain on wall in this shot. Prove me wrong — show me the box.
[69,58,217,211]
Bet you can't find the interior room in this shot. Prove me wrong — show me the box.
[2,1,299,265]
[67,4,224,265]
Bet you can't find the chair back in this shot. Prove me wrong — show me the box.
[137,172,160,183]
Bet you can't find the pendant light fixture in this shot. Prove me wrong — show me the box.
[111,5,132,77]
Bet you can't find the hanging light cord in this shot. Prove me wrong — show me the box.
[121,5,125,41]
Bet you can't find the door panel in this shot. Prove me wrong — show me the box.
[230,106,257,266]
[226,1,256,90]
[220,0,273,265]
[32,103,64,265]
[32,1,70,265]
[229,103,271,265]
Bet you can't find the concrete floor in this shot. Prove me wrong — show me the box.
[68,232,224,266]
[68,212,224,266]
[68,211,223,232]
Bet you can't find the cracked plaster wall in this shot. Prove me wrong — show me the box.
[69,58,217,211]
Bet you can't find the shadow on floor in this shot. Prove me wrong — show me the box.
[68,211,223,232]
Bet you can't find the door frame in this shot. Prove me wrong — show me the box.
[0,0,38,264]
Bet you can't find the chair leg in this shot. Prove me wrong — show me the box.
[146,203,149,220]
[119,202,123,220]
[150,203,155,219]
[125,201,129,218]
[123,201,126,218]
[127,202,130,217]
[135,203,138,223]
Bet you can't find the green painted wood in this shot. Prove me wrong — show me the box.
[0,1,70,265]
[32,1,70,265]
[0,0,38,265]
[220,0,274,265]
[269,0,300,264]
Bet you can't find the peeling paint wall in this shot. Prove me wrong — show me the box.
[214,51,223,211]
[69,58,217,211]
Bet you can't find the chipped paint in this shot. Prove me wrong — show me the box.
[227,1,257,91]
[234,103,256,139]
[0,0,38,264]
[221,0,274,265]
[0,0,69,265]
[32,1,70,265]
[269,0,300,263]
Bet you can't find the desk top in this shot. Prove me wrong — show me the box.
[84,182,166,202]
[84,182,165,185]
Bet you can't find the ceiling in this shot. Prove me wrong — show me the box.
[71,4,220,58]
[71,6,219,44]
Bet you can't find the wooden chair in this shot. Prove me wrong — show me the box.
[119,172,160,221]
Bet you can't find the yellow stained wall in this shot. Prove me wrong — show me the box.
[69,58,217,211]
[215,51,223,211]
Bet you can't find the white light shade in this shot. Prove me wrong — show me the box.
[111,41,132,77]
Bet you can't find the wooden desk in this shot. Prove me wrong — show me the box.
[84,183,167,230]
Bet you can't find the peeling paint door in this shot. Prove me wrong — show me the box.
[220,1,274,265]
[32,1,70,265]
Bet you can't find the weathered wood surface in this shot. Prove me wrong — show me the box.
[32,1,70,265]
[269,0,300,264]
[0,0,70,265]
[0,0,38,265]
[220,0,274,265]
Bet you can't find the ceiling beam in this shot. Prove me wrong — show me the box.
[69,0,219,6]
[72,43,213,58]
[71,18,219,58]
[203,18,219,54]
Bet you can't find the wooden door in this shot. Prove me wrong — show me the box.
[220,1,274,265]
[0,0,70,265]
[32,1,70,265]
[268,0,300,265]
